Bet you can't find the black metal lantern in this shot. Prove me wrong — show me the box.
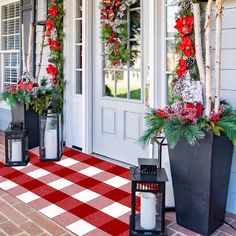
[130,160,168,236]
[35,0,48,25]
[39,111,63,162]
[5,122,29,167]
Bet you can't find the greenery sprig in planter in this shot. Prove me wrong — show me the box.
[140,102,236,149]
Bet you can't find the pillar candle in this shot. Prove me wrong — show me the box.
[44,130,57,159]
[140,192,156,230]
[11,141,22,162]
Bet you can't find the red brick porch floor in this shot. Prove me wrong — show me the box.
[0,132,236,236]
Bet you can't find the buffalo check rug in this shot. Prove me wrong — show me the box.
[0,147,132,235]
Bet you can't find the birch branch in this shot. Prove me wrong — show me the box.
[205,0,214,117]
[193,3,206,104]
[21,24,27,72]
[36,26,46,83]
[27,22,35,75]
[214,0,223,112]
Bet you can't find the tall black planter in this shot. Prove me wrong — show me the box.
[168,132,233,235]
[11,103,39,149]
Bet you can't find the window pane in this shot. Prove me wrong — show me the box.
[76,20,82,44]
[104,71,115,97]
[76,46,82,69]
[166,40,177,72]
[74,0,83,95]
[76,71,82,94]
[1,2,20,89]
[130,71,141,100]
[167,74,174,105]
[130,41,141,69]
[166,6,178,37]
[130,9,141,39]
[76,0,82,18]
[116,71,128,98]
[130,1,140,9]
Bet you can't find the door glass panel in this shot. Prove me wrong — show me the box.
[76,0,82,18]
[76,71,82,94]
[130,71,141,100]
[75,0,83,94]
[130,41,141,69]
[76,45,82,69]
[165,0,178,104]
[116,71,128,98]
[166,40,177,72]
[104,70,115,97]
[102,0,142,101]
[166,6,178,37]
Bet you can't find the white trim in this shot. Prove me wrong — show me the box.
[82,0,93,154]
[160,0,167,107]
[64,0,74,146]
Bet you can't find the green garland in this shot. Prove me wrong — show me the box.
[46,0,65,113]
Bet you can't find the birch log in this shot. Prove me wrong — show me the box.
[214,0,223,112]
[36,26,46,83]
[27,23,35,75]
[193,3,206,103]
[205,0,214,117]
[21,24,27,72]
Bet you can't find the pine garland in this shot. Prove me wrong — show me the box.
[45,0,65,113]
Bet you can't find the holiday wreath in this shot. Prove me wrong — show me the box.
[140,0,236,148]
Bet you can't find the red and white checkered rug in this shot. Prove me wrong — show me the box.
[0,147,132,235]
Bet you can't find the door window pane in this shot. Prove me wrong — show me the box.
[165,1,178,104]
[116,71,128,98]
[130,71,141,100]
[76,71,82,94]
[104,70,115,97]
[75,0,83,94]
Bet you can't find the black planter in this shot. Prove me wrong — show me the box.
[168,133,234,235]
[11,104,39,149]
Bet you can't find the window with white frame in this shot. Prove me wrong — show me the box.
[103,1,142,100]
[75,0,83,95]
[165,0,178,104]
[0,1,20,91]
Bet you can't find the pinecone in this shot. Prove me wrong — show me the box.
[185,56,196,68]
[179,1,192,11]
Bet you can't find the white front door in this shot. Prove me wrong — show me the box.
[93,0,149,165]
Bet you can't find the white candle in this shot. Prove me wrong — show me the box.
[140,192,156,230]
[44,130,57,159]
[11,141,22,162]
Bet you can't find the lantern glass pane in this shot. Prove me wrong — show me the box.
[44,115,58,160]
[8,138,23,162]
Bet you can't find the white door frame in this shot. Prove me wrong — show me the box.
[64,0,93,153]
[65,0,165,156]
